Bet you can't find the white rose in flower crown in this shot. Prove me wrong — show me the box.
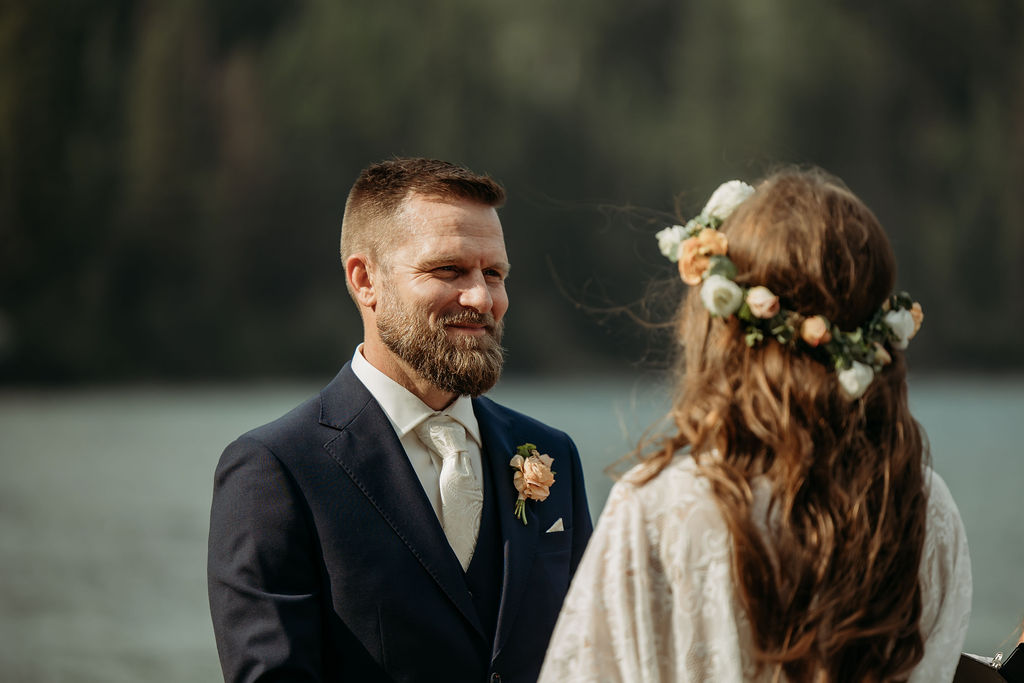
[700,274,744,317]
[883,309,915,349]
[655,224,687,261]
[702,180,756,221]
[838,361,874,399]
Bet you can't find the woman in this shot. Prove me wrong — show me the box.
[539,169,971,682]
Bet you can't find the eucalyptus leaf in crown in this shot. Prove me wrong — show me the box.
[657,180,923,400]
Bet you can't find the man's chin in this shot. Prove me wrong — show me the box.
[445,325,487,338]
[434,371,502,398]
[445,328,498,349]
[430,344,504,397]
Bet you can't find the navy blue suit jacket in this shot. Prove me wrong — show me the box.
[208,364,593,682]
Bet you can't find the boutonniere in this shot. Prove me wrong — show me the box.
[509,443,555,525]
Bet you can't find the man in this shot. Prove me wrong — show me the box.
[208,158,593,682]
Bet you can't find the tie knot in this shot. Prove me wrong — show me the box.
[415,415,468,460]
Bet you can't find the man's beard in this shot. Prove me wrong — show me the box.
[377,292,505,397]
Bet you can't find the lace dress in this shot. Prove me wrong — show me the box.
[539,456,972,682]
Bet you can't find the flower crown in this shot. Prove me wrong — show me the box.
[656,180,923,399]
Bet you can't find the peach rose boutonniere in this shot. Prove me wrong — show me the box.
[509,443,555,525]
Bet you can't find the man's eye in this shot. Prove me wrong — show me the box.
[485,269,505,280]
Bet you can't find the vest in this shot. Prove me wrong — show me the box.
[463,447,503,648]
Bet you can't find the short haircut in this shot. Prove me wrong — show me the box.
[340,158,506,270]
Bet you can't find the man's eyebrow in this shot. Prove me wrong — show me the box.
[419,255,511,274]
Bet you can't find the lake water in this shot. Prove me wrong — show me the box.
[0,375,1021,681]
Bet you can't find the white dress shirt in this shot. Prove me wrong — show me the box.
[350,346,484,522]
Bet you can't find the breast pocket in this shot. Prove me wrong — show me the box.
[536,525,573,555]
[534,526,573,599]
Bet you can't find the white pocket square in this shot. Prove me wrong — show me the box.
[545,518,564,533]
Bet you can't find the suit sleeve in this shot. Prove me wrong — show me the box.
[564,435,594,576]
[207,437,323,682]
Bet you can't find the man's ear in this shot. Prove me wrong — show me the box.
[346,254,378,309]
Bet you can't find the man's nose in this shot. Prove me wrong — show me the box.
[459,274,493,313]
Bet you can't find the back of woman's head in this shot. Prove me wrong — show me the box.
[665,168,928,682]
[726,168,893,329]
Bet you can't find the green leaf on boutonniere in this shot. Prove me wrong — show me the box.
[515,443,537,458]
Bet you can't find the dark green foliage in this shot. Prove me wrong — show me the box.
[1,0,1021,381]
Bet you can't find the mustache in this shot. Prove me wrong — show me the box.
[438,310,498,331]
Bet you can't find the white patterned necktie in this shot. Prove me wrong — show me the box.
[414,415,482,571]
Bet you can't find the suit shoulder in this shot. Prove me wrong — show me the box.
[233,364,366,446]
[214,395,321,480]
[214,393,335,493]
[239,392,322,446]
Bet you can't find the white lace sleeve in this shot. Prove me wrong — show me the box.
[539,458,755,683]
[908,469,973,683]
[539,460,972,683]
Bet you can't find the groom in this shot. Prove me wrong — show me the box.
[207,158,593,682]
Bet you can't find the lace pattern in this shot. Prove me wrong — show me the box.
[539,456,972,682]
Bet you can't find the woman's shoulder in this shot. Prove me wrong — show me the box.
[921,466,970,545]
[914,467,973,677]
[922,467,957,509]
[606,454,726,535]
[617,453,706,497]
[920,466,969,552]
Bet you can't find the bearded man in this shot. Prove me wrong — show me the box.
[207,158,593,683]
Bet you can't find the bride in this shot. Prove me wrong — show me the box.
[539,169,971,682]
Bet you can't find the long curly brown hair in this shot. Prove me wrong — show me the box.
[639,168,928,682]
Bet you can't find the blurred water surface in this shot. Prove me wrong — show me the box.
[0,375,1020,680]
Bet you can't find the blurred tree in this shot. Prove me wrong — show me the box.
[0,0,1020,381]
[0,0,136,377]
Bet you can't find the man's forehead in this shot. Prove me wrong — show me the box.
[403,190,456,206]
[394,194,503,238]
[399,192,497,218]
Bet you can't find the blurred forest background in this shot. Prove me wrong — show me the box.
[1,0,1022,383]
[2,3,1023,677]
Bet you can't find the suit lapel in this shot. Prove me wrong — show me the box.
[319,365,485,641]
[473,397,542,658]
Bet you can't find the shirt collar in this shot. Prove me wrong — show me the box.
[350,345,482,446]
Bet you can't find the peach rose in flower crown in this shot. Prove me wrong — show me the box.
[873,342,892,367]
[909,302,924,338]
[746,286,780,319]
[678,228,729,285]
[800,315,832,347]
